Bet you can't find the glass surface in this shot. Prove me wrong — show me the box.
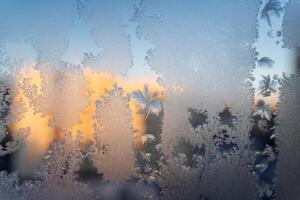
[0,0,299,199]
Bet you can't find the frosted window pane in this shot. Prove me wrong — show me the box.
[0,0,298,199]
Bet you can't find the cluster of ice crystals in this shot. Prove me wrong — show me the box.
[0,0,299,199]
[275,75,300,200]
[90,87,135,182]
[136,0,258,152]
[275,1,300,199]
[135,0,259,199]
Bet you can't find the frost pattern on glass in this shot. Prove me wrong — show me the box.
[276,1,300,199]
[23,134,94,200]
[275,75,300,200]
[37,67,89,132]
[135,1,259,199]
[0,0,298,199]
[80,0,135,75]
[0,0,74,65]
[200,155,257,200]
[136,0,258,152]
[91,88,135,182]
[282,0,300,47]
[0,134,95,200]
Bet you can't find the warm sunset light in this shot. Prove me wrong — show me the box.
[9,66,164,174]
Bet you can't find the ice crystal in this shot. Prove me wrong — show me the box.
[131,85,162,118]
